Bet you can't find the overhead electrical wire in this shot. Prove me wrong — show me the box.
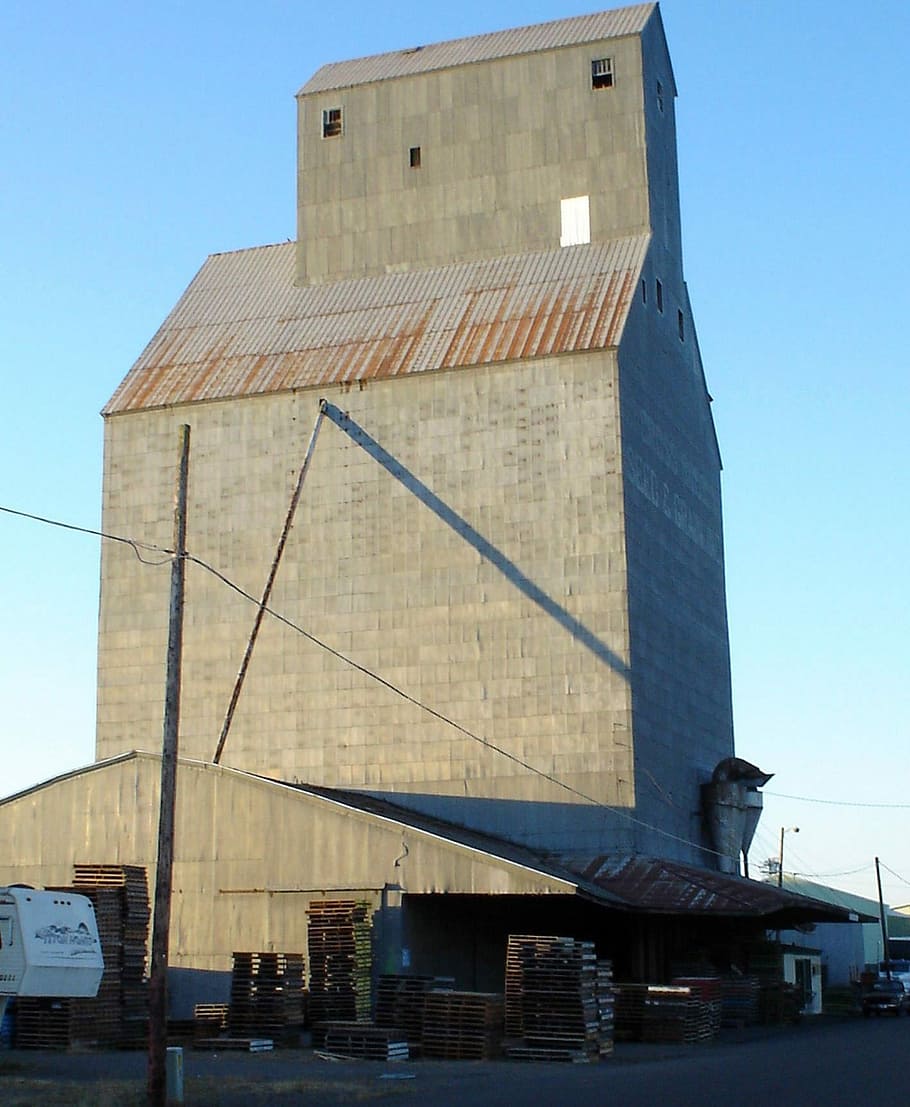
[765,790,910,810]
[1,504,173,565]
[879,861,910,888]
[10,500,902,867]
[185,551,726,858]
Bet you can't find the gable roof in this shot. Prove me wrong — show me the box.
[300,5,656,95]
[104,237,647,415]
[0,750,853,924]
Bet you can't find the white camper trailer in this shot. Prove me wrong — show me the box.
[0,886,104,1025]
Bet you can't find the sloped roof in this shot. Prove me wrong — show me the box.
[104,237,647,415]
[300,5,656,95]
[565,855,859,921]
[292,781,854,923]
[0,752,852,923]
[779,875,881,920]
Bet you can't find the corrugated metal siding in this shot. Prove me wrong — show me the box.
[301,4,655,94]
[565,855,851,918]
[104,237,648,415]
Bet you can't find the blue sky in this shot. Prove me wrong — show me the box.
[2,0,907,905]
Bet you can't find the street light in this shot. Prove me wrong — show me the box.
[778,826,799,888]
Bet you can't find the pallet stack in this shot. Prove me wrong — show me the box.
[614,983,718,1044]
[193,1003,230,1042]
[16,866,150,1050]
[421,990,504,1060]
[12,998,72,1050]
[503,935,609,1062]
[375,974,456,1050]
[671,976,723,1036]
[306,900,373,1038]
[73,863,151,1047]
[322,1021,409,1060]
[596,960,615,1057]
[229,952,306,1044]
[719,975,761,1027]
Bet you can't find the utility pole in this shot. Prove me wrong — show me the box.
[148,425,190,1107]
[876,856,890,980]
[777,826,799,889]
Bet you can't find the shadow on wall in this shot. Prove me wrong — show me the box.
[322,402,630,682]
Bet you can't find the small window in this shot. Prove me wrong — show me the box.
[322,107,343,138]
[641,279,647,304]
[409,146,421,168]
[560,195,590,247]
[656,279,664,313]
[677,309,685,341]
[591,57,614,89]
[657,80,665,113]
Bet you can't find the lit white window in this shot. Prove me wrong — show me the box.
[591,57,614,89]
[322,107,343,138]
[560,195,590,248]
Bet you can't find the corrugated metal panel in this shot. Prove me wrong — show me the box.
[301,5,656,94]
[104,236,649,415]
[564,855,854,919]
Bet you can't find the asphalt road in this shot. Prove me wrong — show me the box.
[2,1016,905,1105]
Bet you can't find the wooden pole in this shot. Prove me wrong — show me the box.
[148,425,190,1107]
[213,401,326,765]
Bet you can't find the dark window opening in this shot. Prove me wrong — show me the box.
[656,279,664,313]
[657,80,665,113]
[322,107,343,138]
[409,146,421,168]
[641,279,647,304]
[677,309,685,341]
[591,57,614,89]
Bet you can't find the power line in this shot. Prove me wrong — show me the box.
[186,551,730,860]
[879,861,910,888]
[766,790,910,810]
[1,504,173,565]
[791,864,872,880]
[0,500,808,865]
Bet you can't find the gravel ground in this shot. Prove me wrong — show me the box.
[0,1022,818,1107]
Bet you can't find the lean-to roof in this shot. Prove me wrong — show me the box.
[300,4,656,95]
[104,237,647,415]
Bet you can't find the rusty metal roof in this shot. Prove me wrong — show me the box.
[274,782,853,922]
[300,5,656,95]
[563,854,855,920]
[104,237,648,415]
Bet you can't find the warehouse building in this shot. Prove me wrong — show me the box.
[0,4,848,1007]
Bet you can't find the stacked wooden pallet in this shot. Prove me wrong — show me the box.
[375,974,456,1050]
[306,900,373,1036]
[12,997,72,1050]
[671,976,723,1036]
[503,935,608,1062]
[421,990,504,1060]
[68,888,124,1047]
[16,892,122,1050]
[194,1003,230,1042]
[614,984,718,1044]
[596,960,615,1058]
[73,863,150,1047]
[719,975,760,1027]
[229,952,306,1044]
[16,868,150,1050]
[322,1021,409,1060]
